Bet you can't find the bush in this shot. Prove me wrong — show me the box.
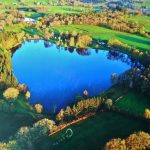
[3,87,19,100]
[17,84,27,93]
[34,118,56,131]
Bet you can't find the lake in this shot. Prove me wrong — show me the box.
[12,40,138,112]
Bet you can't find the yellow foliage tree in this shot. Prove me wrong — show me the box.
[56,109,64,121]
[25,91,30,100]
[104,131,150,150]
[34,104,43,113]
[144,109,150,119]
[104,139,126,150]
[3,87,19,100]
[126,132,150,149]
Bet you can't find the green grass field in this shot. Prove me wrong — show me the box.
[51,25,150,51]
[35,111,148,150]
[114,91,150,117]
[128,16,150,23]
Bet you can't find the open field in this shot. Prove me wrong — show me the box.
[35,111,149,150]
[114,91,150,117]
[51,25,150,51]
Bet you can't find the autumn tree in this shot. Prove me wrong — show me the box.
[25,91,30,100]
[56,109,65,122]
[104,131,150,150]
[126,132,150,149]
[34,104,43,113]
[104,139,126,150]
[3,87,19,100]
[65,106,72,116]
[69,36,75,47]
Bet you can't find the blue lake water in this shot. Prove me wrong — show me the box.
[12,40,136,112]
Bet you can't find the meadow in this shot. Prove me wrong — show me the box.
[51,25,150,51]
[114,91,150,117]
[35,111,148,150]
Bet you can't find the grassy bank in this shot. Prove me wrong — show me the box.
[0,112,37,141]
[114,91,150,117]
[0,94,46,141]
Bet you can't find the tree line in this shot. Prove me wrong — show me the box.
[40,11,150,38]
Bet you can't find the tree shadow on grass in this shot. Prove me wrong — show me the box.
[75,27,89,33]
[117,34,150,45]
[22,27,43,37]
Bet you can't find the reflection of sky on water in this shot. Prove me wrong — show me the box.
[12,40,136,112]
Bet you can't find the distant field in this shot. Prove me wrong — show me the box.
[0,0,49,4]
[114,91,150,117]
[51,25,150,51]
[133,1,150,9]
[24,6,87,17]
[35,111,148,150]
[0,0,19,4]
[0,0,88,16]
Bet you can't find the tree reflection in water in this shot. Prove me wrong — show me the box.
[34,40,141,67]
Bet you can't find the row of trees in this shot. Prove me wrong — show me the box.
[108,38,150,65]
[104,131,150,150]
[119,65,150,97]
[40,11,150,38]
[56,97,112,123]
[42,29,93,48]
